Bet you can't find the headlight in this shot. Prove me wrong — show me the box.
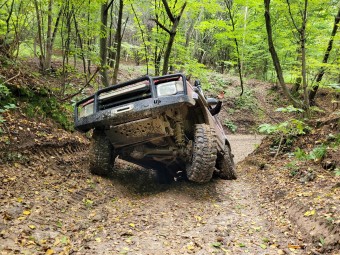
[156,81,184,97]
[78,100,94,118]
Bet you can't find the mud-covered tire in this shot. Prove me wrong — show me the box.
[186,124,217,183]
[216,145,237,180]
[89,129,116,176]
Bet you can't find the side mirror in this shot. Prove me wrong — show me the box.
[207,97,218,106]
[208,99,222,116]
[194,80,201,87]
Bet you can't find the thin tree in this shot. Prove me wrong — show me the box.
[264,0,301,108]
[224,0,244,96]
[131,3,149,74]
[309,7,340,104]
[100,0,115,87]
[152,0,187,75]
[112,0,125,84]
[286,0,309,115]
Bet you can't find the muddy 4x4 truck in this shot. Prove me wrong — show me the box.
[75,73,236,183]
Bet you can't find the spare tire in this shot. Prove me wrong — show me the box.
[186,124,217,183]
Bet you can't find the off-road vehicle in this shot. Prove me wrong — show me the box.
[74,73,236,183]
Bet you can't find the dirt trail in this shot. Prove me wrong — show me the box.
[0,135,319,254]
[228,135,264,163]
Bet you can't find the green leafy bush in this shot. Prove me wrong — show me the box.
[0,83,16,128]
[224,119,237,133]
[293,145,327,161]
[235,89,257,111]
[258,119,310,136]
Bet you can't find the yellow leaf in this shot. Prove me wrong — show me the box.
[95,237,101,242]
[17,197,23,203]
[288,244,302,249]
[187,245,195,250]
[194,215,202,222]
[46,249,54,255]
[304,210,315,217]
[129,223,135,228]
[28,225,36,229]
[18,216,26,220]
[23,210,31,215]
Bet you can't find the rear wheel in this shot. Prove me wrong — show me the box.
[89,129,116,176]
[216,144,237,180]
[186,124,217,183]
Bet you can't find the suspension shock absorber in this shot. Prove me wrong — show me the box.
[174,121,185,147]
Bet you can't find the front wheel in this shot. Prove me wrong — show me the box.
[89,129,116,176]
[216,144,237,180]
[186,124,217,183]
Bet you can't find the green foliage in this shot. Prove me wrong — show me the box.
[13,85,74,131]
[335,168,340,176]
[224,119,237,133]
[276,105,304,113]
[293,145,327,161]
[0,83,16,128]
[234,90,257,111]
[258,119,310,136]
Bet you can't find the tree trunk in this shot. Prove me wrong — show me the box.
[100,2,110,87]
[300,0,310,116]
[264,0,301,108]
[225,0,244,96]
[34,0,45,70]
[152,0,186,75]
[44,0,53,71]
[131,3,149,74]
[309,8,340,104]
[162,32,176,75]
[112,0,124,84]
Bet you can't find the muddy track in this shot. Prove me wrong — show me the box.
[0,136,337,254]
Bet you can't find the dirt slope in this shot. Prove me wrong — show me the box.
[1,133,336,254]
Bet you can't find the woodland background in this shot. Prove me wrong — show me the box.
[0,0,339,107]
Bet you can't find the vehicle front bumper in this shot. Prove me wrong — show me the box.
[74,95,196,132]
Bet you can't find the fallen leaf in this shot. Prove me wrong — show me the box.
[28,225,36,229]
[187,245,195,250]
[260,244,267,249]
[288,244,302,249]
[304,210,315,217]
[194,215,202,222]
[23,210,31,215]
[211,242,222,248]
[46,249,54,255]
[129,223,135,228]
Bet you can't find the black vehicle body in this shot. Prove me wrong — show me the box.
[75,73,236,183]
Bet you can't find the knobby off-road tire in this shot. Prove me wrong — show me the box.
[89,129,116,176]
[186,124,217,183]
[216,144,237,180]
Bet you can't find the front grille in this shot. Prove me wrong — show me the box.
[98,82,151,110]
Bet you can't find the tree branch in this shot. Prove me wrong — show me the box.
[161,0,175,22]
[4,71,20,83]
[60,67,100,102]
[150,18,171,34]
[105,0,115,13]
[178,2,187,20]
[286,0,300,33]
